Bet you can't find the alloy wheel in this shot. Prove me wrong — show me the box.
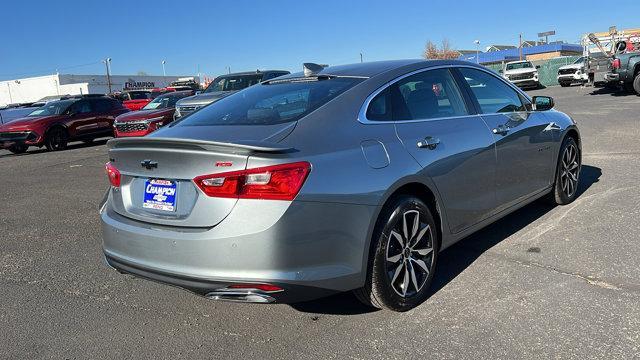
[385,210,434,298]
[560,143,580,198]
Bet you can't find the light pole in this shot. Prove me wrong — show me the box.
[103,58,112,94]
[360,52,363,63]
[162,60,166,77]
[474,40,480,64]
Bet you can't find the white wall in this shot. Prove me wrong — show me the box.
[0,74,199,106]
[0,74,61,106]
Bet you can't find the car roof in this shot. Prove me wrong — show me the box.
[506,60,531,64]
[278,59,484,79]
[157,90,193,98]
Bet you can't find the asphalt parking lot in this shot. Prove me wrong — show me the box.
[1,85,639,359]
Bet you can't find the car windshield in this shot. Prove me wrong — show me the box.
[143,93,184,110]
[127,91,151,100]
[506,62,534,70]
[176,77,362,126]
[27,99,75,117]
[573,57,585,64]
[204,74,264,93]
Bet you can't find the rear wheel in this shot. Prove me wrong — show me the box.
[354,195,438,311]
[549,137,581,205]
[560,82,570,87]
[633,73,640,95]
[45,127,68,151]
[8,144,28,154]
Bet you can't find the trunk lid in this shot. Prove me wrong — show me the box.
[107,124,295,228]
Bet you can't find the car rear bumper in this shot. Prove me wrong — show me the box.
[604,72,620,82]
[100,196,377,303]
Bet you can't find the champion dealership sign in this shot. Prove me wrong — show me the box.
[124,79,156,90]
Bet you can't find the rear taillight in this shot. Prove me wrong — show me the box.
[193,161,310,200]
[612,59,621,69]
[105,162,121,187]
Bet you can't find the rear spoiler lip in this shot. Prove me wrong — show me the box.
[107,137,294,153]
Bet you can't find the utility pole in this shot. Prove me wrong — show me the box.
[226,66,231,74]
[162,60,166,77]
[519,34,523,61]
[360,52,363,63]
[104,58,112,94]
[474,40,480,64]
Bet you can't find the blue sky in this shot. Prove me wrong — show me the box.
[1,0,639,80]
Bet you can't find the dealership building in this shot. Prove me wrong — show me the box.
[0,73,199,106]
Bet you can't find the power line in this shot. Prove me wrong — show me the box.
[0,60,103,79]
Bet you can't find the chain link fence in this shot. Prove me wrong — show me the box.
[480,56,581,87]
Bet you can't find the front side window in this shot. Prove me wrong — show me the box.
[365,68,468,121]
[177,77,361,126]
[459,68,526,114]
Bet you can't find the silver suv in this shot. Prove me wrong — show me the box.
[174,70,290,119]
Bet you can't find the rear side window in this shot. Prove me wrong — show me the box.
[458,68,526,114]
[68,100,92,114]
[178,77,362,126]
[365,68,468,121]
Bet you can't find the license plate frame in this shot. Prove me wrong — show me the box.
[143,179,177,212]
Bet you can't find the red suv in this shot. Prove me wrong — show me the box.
[114,90,193,137]
[0,96,128,154]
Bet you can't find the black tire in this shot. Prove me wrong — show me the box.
[559,82,570,87]
[354,195,439,312]
[548,137,581,205]
[633,73,640,95]
[45,127,68,151]
[8,144,28,154]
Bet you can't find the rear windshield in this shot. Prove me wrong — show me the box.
[176,77,362,126]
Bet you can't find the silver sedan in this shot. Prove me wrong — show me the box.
[100,60,581,311]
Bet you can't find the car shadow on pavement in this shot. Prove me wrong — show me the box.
[291,165,601,316]
[588,87,635,97]
[0,138,109,159]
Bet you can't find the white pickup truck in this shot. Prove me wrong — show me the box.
[557,57,588,87]
[500,60,540,89]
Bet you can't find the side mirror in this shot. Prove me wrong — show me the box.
[532,96,554,111]
[536,65,541,69]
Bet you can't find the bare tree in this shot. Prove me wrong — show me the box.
[423,39,460,60]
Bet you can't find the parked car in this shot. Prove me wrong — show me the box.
[605,46,640,94]
[117,90,163,111]
[557,56,588,87]
[174,70,290,119]
[0,95,128,153]
[500,60,540,89]
[100,60,581,311]
[113,90,194,137]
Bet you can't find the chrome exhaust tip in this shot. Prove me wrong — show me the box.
[205,290,276,303]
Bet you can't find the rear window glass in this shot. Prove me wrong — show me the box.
[177,77,362,126]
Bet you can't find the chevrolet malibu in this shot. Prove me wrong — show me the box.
[100,60,581,311]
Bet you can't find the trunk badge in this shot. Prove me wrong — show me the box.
[141,159,158,170]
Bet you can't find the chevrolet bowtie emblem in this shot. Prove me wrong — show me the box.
[141,160,158,170]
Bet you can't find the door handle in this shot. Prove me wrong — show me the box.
[417,136,440,150]
[492,124,510,136]
[543,122,562,131]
